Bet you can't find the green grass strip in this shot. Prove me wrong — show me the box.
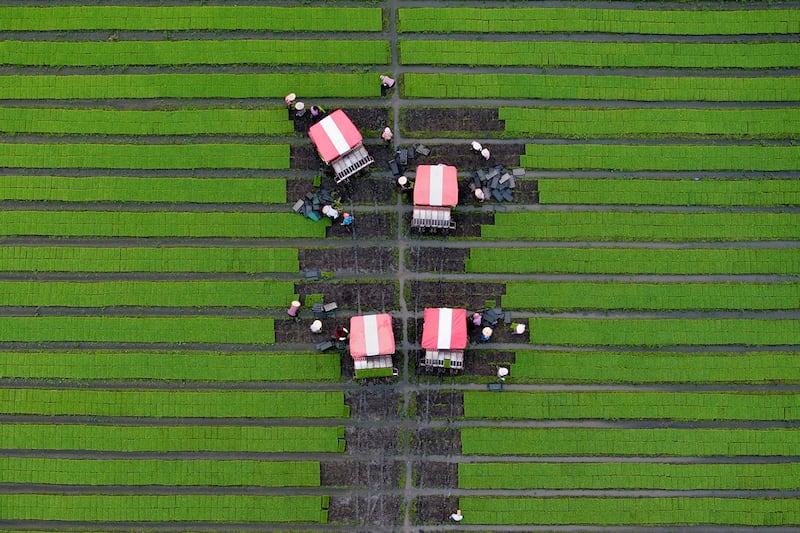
[481,211,799,242]
[0,211,326,238]
[0,246,299,273]
[0,280,297,308]
[0,389,348,418]
[0,176,287,203]
[500,107,800,139]
[0,351,340,382]
[0,423,343,452]
[0,458,320,487]
[463,391,798,421]
[461,427,800,456]
[2,40,389,66]
[511,351,800,384]
[459,497,799,526]
[0,143,288,169]
[502,281,800,310]
[0,316,275,344]
[529,317,799,346]
[398,7,800,34]
[466,247,800,275]
[0,6,382,31]
[400,40,799,68]
[403,73,799,101]
[0,494,325,523]
[0,108,293,136]
[523,144,800,171]
[536,178,800,206]
[0,73,379,99]
[459,462,800,490]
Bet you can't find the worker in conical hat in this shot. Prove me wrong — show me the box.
[481,147,491,160]
[480,326,493,342]
[310,320,323,334]
[471,141,482,152]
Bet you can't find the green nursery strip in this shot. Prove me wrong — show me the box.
[511,351,800,384]
[459,462,800,490]
[0,423,343,452]
[0,280,297,308]
[524,144,800,171]
[0,389,348,418]
[482,211,798,242]
[0,176,287,203]
[500,107,800,138]
[461,427,800,456]
[0,6,382,31]
[0,246,299,273]
[400,40,799,69]
[459,497,799,526]
[0,494,325,523]
[0,351,341,382]
[536,178,800,206]
[463,391,799,421]
[0,316,275,344]
[0,458,320,487]
[0,73,379,99]
[466,247,800,275]
[0,108,293,136]
[502,281,800,310]
[403,73,799,101]
[0,211,325,238]
[1,40,389,66]
[0,143,289,169]
[398,7,800,34]
[529,317,800,346]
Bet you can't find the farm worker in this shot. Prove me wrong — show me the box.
[497,367,509,381]
[310,320,323,334]
[474,188,485,202]
[381,127,393,143]
[471,141,482,153]
[284,93,296,107]
[472,312,482,327]
[513,323,526,335]
[310,105,325,119]
[380,75,396,88]
[341,212,354,227]
[287,300,301,318]
[334,326,349,342]
[480,326,493,342]
[397,176,412,190]
[294,101,306,117]
[481,147,491,160]
[450,509,463,522]
[322,204,339,221]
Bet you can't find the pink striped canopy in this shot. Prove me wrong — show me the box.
[349,313,395,359]
[413,164,458,207]
[308,110,363,163]
[421,308,467,350]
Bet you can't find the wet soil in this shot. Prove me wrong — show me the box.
[346,388,402,422]
[274,306,402,344]
[403,107,504,135]
[414,494,460,525]
[286,177,395,205]
[298,246,396,273]
[407,281,506,310]
[328,494,404,528]
[416,390,464,420]
[411,428,461,457]
[464,350,517,376]
[415,461,459,490]
[296,280,399,310]
[406,247,469,273]
[345,426,402,456]
[321,459,404,489]
[405,143,525,170]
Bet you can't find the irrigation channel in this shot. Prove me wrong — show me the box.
[0,0,798,531]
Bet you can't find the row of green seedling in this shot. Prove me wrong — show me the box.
[0,211,326,238]
[2,40,389,66]
[0,246,300,273]
[465,247,800,275]
[400,40,799,68]
[0,458,320,487]
[510,351,800,384]
[536,178,800,206]
[397,7,800,34]
[403,73,799,101]
[0,73,380,99]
